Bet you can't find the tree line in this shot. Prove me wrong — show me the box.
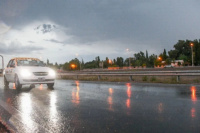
[48,39,200,70]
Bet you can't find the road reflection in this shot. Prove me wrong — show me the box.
[158,103,163,114]
[107,88,114,111]
[39,84,43,90]
[49,91,62,132]
[191,108,196,118]
[126,83,131,109]
[72,81,80,105]
[190,86,197,119]
[50,91,58,123]
[19,93,34,132]
[191,86,197,102]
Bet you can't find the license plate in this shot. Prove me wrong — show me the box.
[38,77,45,82]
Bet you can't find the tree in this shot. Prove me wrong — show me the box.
[163,49,167,60]
[168,49,178,60]
[165,58,171,65]
[134,51,146,67]
[116,57,124,67]
[146,50,148,59]
[63,62,70,70]
[135,60,141,67]
[148,54,156,67]
[47,59,49,65]
[84,60,98,69]
[95,56,100,68]
[103,57,109,68]
[169,40,192,61]
[178,54,188,62]
[194,39,200,65]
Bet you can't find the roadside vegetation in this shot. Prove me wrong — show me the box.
[48,39,200,71]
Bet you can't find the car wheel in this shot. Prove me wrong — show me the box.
[4,76,9,86]
[15,75,22,90]
[47,83,54,88]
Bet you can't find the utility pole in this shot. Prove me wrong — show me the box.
[0,55,4,70]
[126,49,131,69]
[190,43,194,66]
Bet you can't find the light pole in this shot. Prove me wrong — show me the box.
[191,43,194,66]
[126,49,131,68]
[0,55,4,70]
[76,53,83,70]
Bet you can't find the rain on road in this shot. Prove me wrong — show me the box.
[0,77,200,133]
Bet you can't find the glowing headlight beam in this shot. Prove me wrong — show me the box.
[20,70,32,78]
[49,70,56,77]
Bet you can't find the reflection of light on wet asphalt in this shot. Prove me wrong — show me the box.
[191,108,196,118]
[126,99,130,109]
[109,88,113,95]
[49,91,62,132]
[50,91,57,123]
[72,81,80,105]
[158,103,163,114]
[126,83,131,98]
[126,83,131,109]
[75,80,79,86]
[190,86,197,119]
[191,86,197,102]
[39,84,43,90]
[107,88,114,111]
[19,93,34,132]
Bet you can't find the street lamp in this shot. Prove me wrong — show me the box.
[71,64,76,69]
[190,43,194,66]
[126,49,131,68]
[75,53,83,70]
[109,59,112,65]
[0,55,4,70]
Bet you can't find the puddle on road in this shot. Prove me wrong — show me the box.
[0,79,200,132]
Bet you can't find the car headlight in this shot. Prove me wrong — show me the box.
[49,70,56,77]
[20,70,32,78]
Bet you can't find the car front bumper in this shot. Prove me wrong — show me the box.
[18,75,55,85]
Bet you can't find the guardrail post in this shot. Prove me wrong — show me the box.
[177,75,180,82]
[129,76,133,81]
[98,75,101,81]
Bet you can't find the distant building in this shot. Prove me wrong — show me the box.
[171,60,184,67]
[99,62,104,68]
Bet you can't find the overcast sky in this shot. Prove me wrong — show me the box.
[0,0,200,65]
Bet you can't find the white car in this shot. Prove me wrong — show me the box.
[3,57,56,89]
[164,65,174,68]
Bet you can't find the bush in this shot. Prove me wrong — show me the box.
[151,76,156,82]
[142,76,148,81]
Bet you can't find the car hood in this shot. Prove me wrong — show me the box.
[16,66,53,72]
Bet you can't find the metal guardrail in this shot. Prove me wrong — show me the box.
[60,70,200,74]
[57,70,200,82]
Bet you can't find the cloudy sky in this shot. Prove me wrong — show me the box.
[0,0,200,65]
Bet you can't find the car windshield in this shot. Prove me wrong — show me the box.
[17,59,45,67]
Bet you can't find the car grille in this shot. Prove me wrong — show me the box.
[33,72,48,76]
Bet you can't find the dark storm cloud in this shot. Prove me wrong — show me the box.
[0,42,44,54]
[1,0,200,54]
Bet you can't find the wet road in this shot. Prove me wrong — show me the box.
[0,77,200,133]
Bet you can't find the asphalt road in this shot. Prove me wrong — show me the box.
[0,78,200,133]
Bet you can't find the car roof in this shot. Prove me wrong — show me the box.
[11,57,40,61]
